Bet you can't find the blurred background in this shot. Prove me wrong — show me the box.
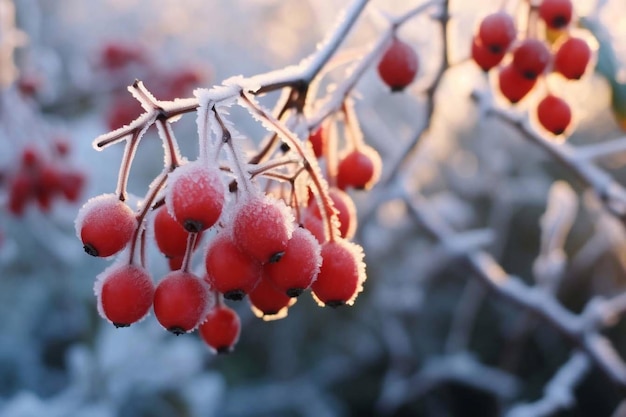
[1,0,626,416]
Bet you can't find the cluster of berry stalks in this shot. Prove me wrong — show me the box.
[472,0,593,135]
[4,140,85,216]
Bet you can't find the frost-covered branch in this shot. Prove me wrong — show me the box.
[376,352,520,415]
[382,0,450,185]
[575,136,626,162]
[309,0,442,130]
[479,92,626,222]
[403,187,626,391]
[506,353,590,417]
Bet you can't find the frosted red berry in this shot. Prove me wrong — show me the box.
[471,36,505,72]
[308,187,357,240]
[153,271,210,335]
[303,213,325,243]
[231,195,293,263]
[536,94,572,135]
[308,127,326,158]
[153,205,198,258]
[249,274,294,319]
[199,305,241,354]
[477,12,516,54]
[95,263,154,328]
[539,0,573,29]
[205,233,262,300]
[312,239,366,307]
[377,37,419,92]
[77,194,137,257]
[264,227,322,297]
[554,37,591,80]
[166,161,225,233]
[336,145,382,190]
[512,39,551,79]
[498,64,537,103]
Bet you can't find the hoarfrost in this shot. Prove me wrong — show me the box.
[93,261,153,325]
[164,160,226,224]
[74,193,132,241]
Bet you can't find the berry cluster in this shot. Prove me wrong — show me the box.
[5,140,85,216]
[471,0,592,135]
[76,77,371,353]
[75,1,435,356]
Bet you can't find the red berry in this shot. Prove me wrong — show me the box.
[17,74,43,97]
[302,213,325,243]
[34,187,53,212]
[53,138,71,157]
[8,173,34,216]
[168,255,184,271]
[21,146,40,168]
[199,306,241,354]
[249,273,295,320]
[477,12,516,54]
[59,171,85,202]
[100,41,146,70]
[308,187,357,240]
[512,39,551,79]
[377,37,419,92]
[166,161,225,233]
[153,205,198,258]
[311,239,366,307]
[498,64,537,103]
[554,37,591,80]
[95,263,154,327]
[205,233,262,300]
[308,127,326,158]
[154,271,210,334]
[264,227,322,297]
[161,68,204,101]
[231,195,293,263]
[471,36,505,72]
[106,95,143,131]
[539,0,573,29]
[336,145,382,190]
[76,194,137,257]
[536,94,572,135]
[38,164,61,194]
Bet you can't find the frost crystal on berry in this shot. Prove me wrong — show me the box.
[94,262,154,327]
[75,193,137,257]
[165,161,225,233]
[231,194,295,263]
[312,239,367,307]
[154,271,212,335]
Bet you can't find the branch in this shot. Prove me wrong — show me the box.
[506,353,590,417]
[480,93,626,222]
[376,352,520,415]
[308,0,442,130]
[402,188,626,391]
